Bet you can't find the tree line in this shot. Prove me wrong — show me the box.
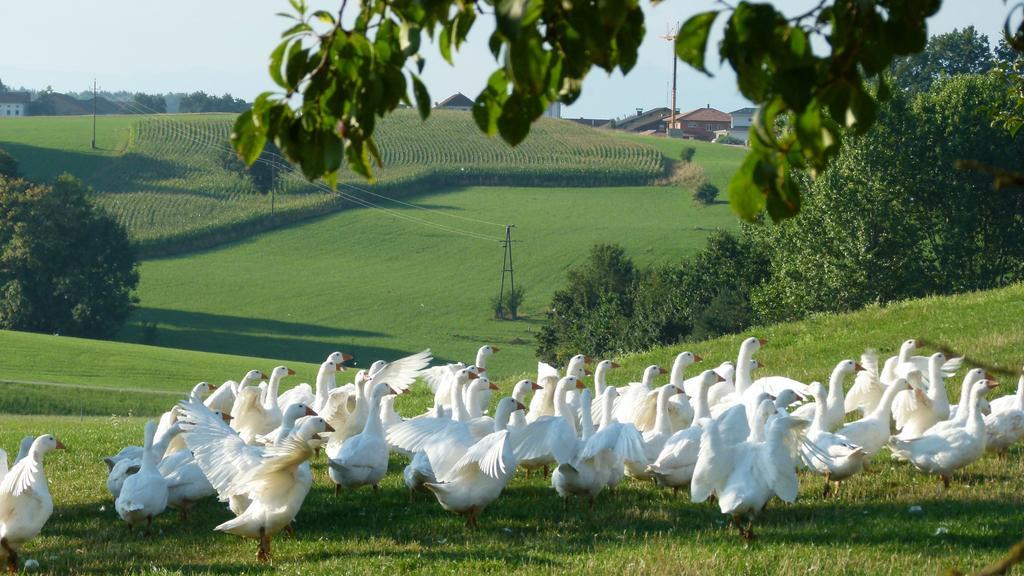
[537,30,1024,364]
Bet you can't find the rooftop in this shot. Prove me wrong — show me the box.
[0,92,31,104]
[435,92,474,108]
[678,106,732,123]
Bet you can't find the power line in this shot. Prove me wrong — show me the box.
[111,100,503,243]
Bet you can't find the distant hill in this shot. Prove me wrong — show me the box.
[1,110,672,256]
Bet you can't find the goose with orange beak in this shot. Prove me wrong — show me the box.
[180,398,332,562]
[0,434,64,573]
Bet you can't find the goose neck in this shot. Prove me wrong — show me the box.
[653,387,674,435]
[692,381,711,422]
[451,380,470,422]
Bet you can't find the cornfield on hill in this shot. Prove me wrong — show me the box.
[3,111,666,255]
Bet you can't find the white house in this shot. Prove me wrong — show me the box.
[730,107,756,128]
[0,92,30,117]
[544,101,561,118]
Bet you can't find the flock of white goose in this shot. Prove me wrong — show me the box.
[2,338,1023,568]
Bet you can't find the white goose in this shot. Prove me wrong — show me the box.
[835,378,911,457]
[791,359,863,432]
[512,376,586,477]
[106,422,185,500]
[612,365,668,424]
[632,352,700,432]
[922,369,989,436]
[407,397,523,500]
[386,369,482,458]
[205,369,266,415]
[799,382,868,496]
[115,421,169,535]
[0,434,63,573]
[649,370,726,491]
[327,383,399,494]
[157,382,215,449]
[470,345,501,414]
[256,403,318,447]
[553,389,646,504]
[889,379,997,488]
[424,428,517,528]
[180,399,331,562]
[892,354,950,439]
[709,337,766,414]
[277,358,347,413]
[509,379,541,429]
[692,404,809,541]
[626,383,684,480]
[985,371,1024,458]
[529,355,590,423]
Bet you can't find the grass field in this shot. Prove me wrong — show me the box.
[2,284,1024,574]
[119,183,739,371]
[0,112,669,254]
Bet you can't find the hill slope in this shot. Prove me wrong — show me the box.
[5,282,1022,417]
[0,111,673,254]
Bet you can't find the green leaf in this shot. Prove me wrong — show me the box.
[729,154,767,221]
[312,10,335,24]
[231,110,268,166]
[675,11,718,75]
[411,74,431,120]
[269,41,290,90]
[439,20,454,65]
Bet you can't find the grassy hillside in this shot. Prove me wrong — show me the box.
[120,183,739,371]
[2,285,1024,574]
[615,132,747,191]
[6,282,1023,416]
[1,111,668,254]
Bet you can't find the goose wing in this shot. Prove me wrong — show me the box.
[368,349,433,393]
[179,399,263,500]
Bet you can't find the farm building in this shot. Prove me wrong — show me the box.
[568,117,613,128]
[671,106,733,140]
[0,92,30,117]
[615,107,674,134]
[730,106,757,128]
[434,92,474,111]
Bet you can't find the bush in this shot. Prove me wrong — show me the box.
[0,174,139,338]
[715,134,744,145]
[692,182,719,205]
[491,286,526,320]
[0,147,18,179]
[680,146,696,162]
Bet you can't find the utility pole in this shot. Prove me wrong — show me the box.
[661,24,678,135]
[91,79,97,149]
[497,225,517,320]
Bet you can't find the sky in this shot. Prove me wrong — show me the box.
[0,1,1012,119]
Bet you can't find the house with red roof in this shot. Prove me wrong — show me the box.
[671,106,732,141]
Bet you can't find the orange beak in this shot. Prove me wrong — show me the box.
[757,338,767,347]
[260,372,269,380]
[985,372,996,380]
[221,412,232,423]
[716,374,727,383]
[477,367,487,373]
[658,366,668,375]
[342,353,354,362]
[584,355,594,364]
[468,372,479,381]
[335,363,343,371]
[207,383,218,391]
[515,400,526,411]
[584,369,593,376]
[488,382,499,391]
[323,422,336,433]
[575,380,586,390]
[530,381,543,391]
[55,439,66,450]
[986,380,999,389]
[914,339,923,347]
[287,368,296,376]
[304,406,317,416]
[756,360,765,369]
[693,354,704,363]
[491,347,501,353]
[854,363,865,372]
[611,362,621,369]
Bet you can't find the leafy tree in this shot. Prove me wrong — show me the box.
[28,88,55,116]
[0,148,18,179]
[179,91,248,113]
[749,74,1024,323]
[536,244,635,363]
[229,0,1024,225]
[0,175,138,337]
[133,93,166,114]
[891,27,995,95]
[0,78,6,93]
